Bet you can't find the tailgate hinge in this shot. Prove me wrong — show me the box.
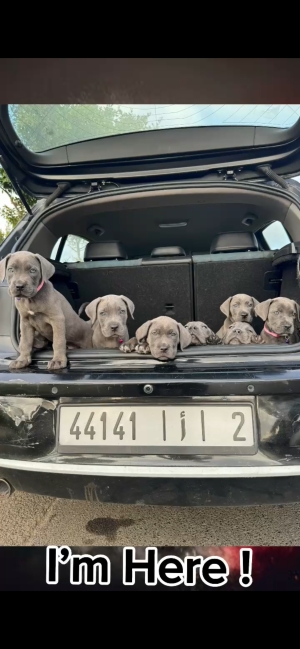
[257,165,289,190]
[44,182,72,208]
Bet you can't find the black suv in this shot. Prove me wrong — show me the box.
[1,103,300,505]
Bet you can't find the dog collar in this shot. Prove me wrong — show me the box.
[264,325,280,338]
[16,279,44,301]
[264,325,290,344]
[37,280,44,292]
[119,339,123,344]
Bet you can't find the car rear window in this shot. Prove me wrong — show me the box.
[8,104,300,153]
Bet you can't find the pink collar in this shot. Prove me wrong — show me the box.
[36,280,44,293]
[264,325,280,338]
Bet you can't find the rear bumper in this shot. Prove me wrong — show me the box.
[1,356,300,504]
[3,461,300,505]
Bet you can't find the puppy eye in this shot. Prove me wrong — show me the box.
[7,267,14,272]
[202,324,208,329]
[30,268,37,274]
[100,311,107,316]
[274,310,279,315]
[120,309,126,314]
[169,331,176,336]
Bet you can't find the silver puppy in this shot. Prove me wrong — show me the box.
[255,297,300,344]
[120,315,191,361]
[185,321,222,345]
[85,294,135,349]
[217,293,259,339]
[0,252,92,370]
[223,321,262,345]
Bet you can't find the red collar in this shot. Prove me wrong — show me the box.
[36,280,44,293]
[264,325,291,344]
[264,324,280,338]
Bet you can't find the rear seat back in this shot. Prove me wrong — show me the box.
[69,243,194,334]
[193,232,278,333]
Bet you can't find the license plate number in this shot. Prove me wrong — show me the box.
[58,403,256,455]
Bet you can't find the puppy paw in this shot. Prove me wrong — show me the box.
[120,343,132,353]
[47,356,67,370]
[207,334,223,345]
[119,337,137,353]
[9,357,31,370]
[135,342,150,354]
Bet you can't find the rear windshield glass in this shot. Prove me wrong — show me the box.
[8,104,300,153]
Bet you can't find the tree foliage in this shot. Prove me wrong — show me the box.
[0,167,36,244]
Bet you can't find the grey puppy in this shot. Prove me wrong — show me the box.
[120,315,191,361]
[255,297,300,344]
[216,293,259,339]
[223,321,262,345]
[185,321,222,345]
[0,252,92,370]
[85,294,135,349]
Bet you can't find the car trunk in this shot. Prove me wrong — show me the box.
[5,181,300,363]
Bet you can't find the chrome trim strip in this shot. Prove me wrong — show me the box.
[0,458,299,478]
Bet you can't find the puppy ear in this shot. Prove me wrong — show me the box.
[85,298,102,326]
[120,295,135,319]
[220,297,232,317]
[136,320,153,343]
[0,254,11,282]
[177,322,192,350]
[252,297,260,308]
[255,299,273,322]
[292,300,300,320]
[35,254,55,281]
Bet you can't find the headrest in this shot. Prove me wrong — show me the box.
[210,232,259,254]
[151,246,186,257]
[84,242,127,261]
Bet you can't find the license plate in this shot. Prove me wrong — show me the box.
[58,403,256,455]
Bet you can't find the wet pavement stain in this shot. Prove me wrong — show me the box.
[86,517,135,541]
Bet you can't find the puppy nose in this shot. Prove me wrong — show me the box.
[15,282,25,290]
[284,325,292,332]
[160,343,169,351]
[110,324,119,332]
[233,328,242,334]
[240,312,247,317]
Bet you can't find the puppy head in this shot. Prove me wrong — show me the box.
[136,316,191,361]
[223,321,261,345]
[220,294,259,323]
[85,294,135,338]
[255,297,299,336]
[0,251,54,298]
[185,321,218,345]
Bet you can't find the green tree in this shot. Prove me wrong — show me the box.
[1,105,156,245]
[0,167,36,244]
